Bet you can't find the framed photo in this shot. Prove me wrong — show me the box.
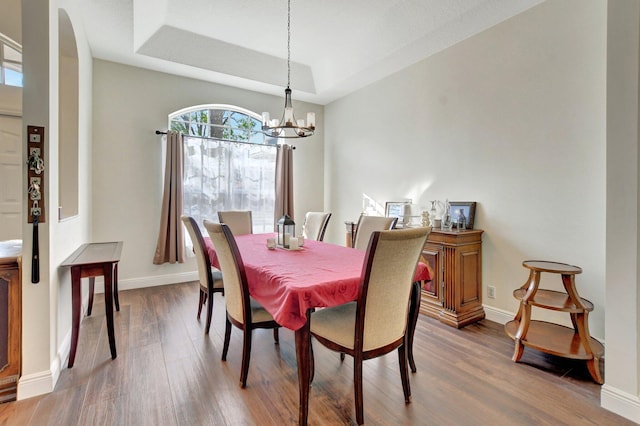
[385,201,411,221]
[450,202,476,229]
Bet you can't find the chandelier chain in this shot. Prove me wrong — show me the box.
[260,0,314,138]
[287,0,291,88]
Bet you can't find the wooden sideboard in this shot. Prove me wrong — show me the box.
[0,241,22,402]
[420,229,484,328]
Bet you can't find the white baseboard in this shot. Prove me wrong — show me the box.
[17,323,72,401]
[601,384,640,424]
[17,369,54,400]
[482,304,513,325]
[92,271,198,293]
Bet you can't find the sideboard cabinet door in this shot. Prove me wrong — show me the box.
[0,253,21,403]
[420,229,484,328]
[419,245,443,317]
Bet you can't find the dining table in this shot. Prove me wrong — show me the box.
[204,232,430,425]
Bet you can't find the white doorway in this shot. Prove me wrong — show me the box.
[0,114,22,240]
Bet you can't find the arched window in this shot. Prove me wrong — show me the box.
[170,105,277,236]
[0,33,22,87]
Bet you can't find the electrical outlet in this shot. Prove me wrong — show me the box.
[487,285,496,299]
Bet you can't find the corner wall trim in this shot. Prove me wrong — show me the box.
[601,384,640,424]
[17,369,54,400]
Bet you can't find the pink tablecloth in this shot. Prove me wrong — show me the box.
[204,233,430,331]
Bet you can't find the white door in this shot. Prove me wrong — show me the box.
[0,115,22,240]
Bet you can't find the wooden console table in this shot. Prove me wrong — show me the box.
[419,229,485,328]
[61,242,122,368]
[0,241,21,402]
[504,260,604,384]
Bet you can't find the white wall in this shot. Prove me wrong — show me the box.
[326,0,606,338]
[602,0,640,422]
[91,60,324,288]
[19,0,93,399]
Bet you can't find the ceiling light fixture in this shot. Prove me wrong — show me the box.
[261,0,315,139]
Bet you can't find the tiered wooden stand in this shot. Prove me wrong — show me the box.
[504,260,604,384]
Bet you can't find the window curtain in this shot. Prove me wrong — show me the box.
[274,143,294,228]
[153,130,185,264]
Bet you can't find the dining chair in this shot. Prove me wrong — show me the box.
[301,211,332,241]
[217,210,253,235]
[181,215,224,335]
[352,215,398,250]
[310,226,431,425]
[203,220,281,388]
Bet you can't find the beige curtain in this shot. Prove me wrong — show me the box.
[153,131,185,264]
[274,143,294,229]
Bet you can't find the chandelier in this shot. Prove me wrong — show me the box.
[261,0,315,139]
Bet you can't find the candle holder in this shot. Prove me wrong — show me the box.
[277,214,296,248]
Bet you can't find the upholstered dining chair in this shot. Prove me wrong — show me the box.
[203,220,281,388]
[309,226,431,425]
[181,215,224,335]
[217,210,253,236]
[301,211,332,241]
[352,215,398,250]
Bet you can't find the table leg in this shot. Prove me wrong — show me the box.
[68,267,82,368]
[87,277,95,316]
[103,263,117,360]
[295,313,312,426]
[407,281,421,373]
[114,262,120,311]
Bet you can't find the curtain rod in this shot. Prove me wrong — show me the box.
[154,130,295,149]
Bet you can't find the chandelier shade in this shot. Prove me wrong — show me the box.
[261,0,315,139]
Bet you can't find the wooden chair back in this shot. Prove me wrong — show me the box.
[352,215,398,250]
[217,210,253,236]
[302,212,332,241]
[203,220,250,325]
[357,227,431,350]
[181,215,215,289]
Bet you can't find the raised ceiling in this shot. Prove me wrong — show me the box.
[80,0,545,105]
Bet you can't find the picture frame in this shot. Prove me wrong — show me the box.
[450,202,476,229]
[385,201,411,222]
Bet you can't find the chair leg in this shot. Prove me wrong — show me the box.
[398,344,411,403]
[273,327,280,344]
[309,338,315,384]
[354,354,364,425]
[197,289,206,320]
[240,327,252,388]
[340,352,345,362]
[205,291,214,334]
[222,316,232,361]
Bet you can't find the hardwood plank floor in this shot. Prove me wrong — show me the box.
[0,281,633,425]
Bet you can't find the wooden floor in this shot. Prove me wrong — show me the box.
[0,281,633,425]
